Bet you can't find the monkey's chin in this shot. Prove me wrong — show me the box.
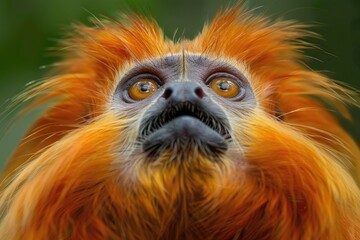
[142,116,228,158]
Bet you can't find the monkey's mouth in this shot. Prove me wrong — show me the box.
[139,101,231,157]
[140,102,230,138]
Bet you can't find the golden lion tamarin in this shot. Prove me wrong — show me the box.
[0,5,359,240]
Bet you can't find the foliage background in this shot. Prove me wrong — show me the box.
[0,0,359,169]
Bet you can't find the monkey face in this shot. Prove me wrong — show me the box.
[112,54,255,162]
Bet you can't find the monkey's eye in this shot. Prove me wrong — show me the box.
[128,79,159,100]
[207,74,244,99]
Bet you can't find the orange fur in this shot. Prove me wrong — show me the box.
[1,6,359,239]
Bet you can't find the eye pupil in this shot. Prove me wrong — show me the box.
[219,81,229,91]
[139,83,151,92]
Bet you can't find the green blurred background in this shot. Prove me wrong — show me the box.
[0,0,359,169]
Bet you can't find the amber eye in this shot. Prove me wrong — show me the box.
[209,77,240,98]
[128,79,159,100]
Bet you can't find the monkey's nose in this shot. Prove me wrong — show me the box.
[162,82,205,103]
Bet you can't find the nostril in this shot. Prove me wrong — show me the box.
[195,87,205,99]
[162,88,173,100]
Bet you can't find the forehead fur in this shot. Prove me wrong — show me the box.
[60,7,307,81]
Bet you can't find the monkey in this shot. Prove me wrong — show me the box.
[0,5,359,240]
